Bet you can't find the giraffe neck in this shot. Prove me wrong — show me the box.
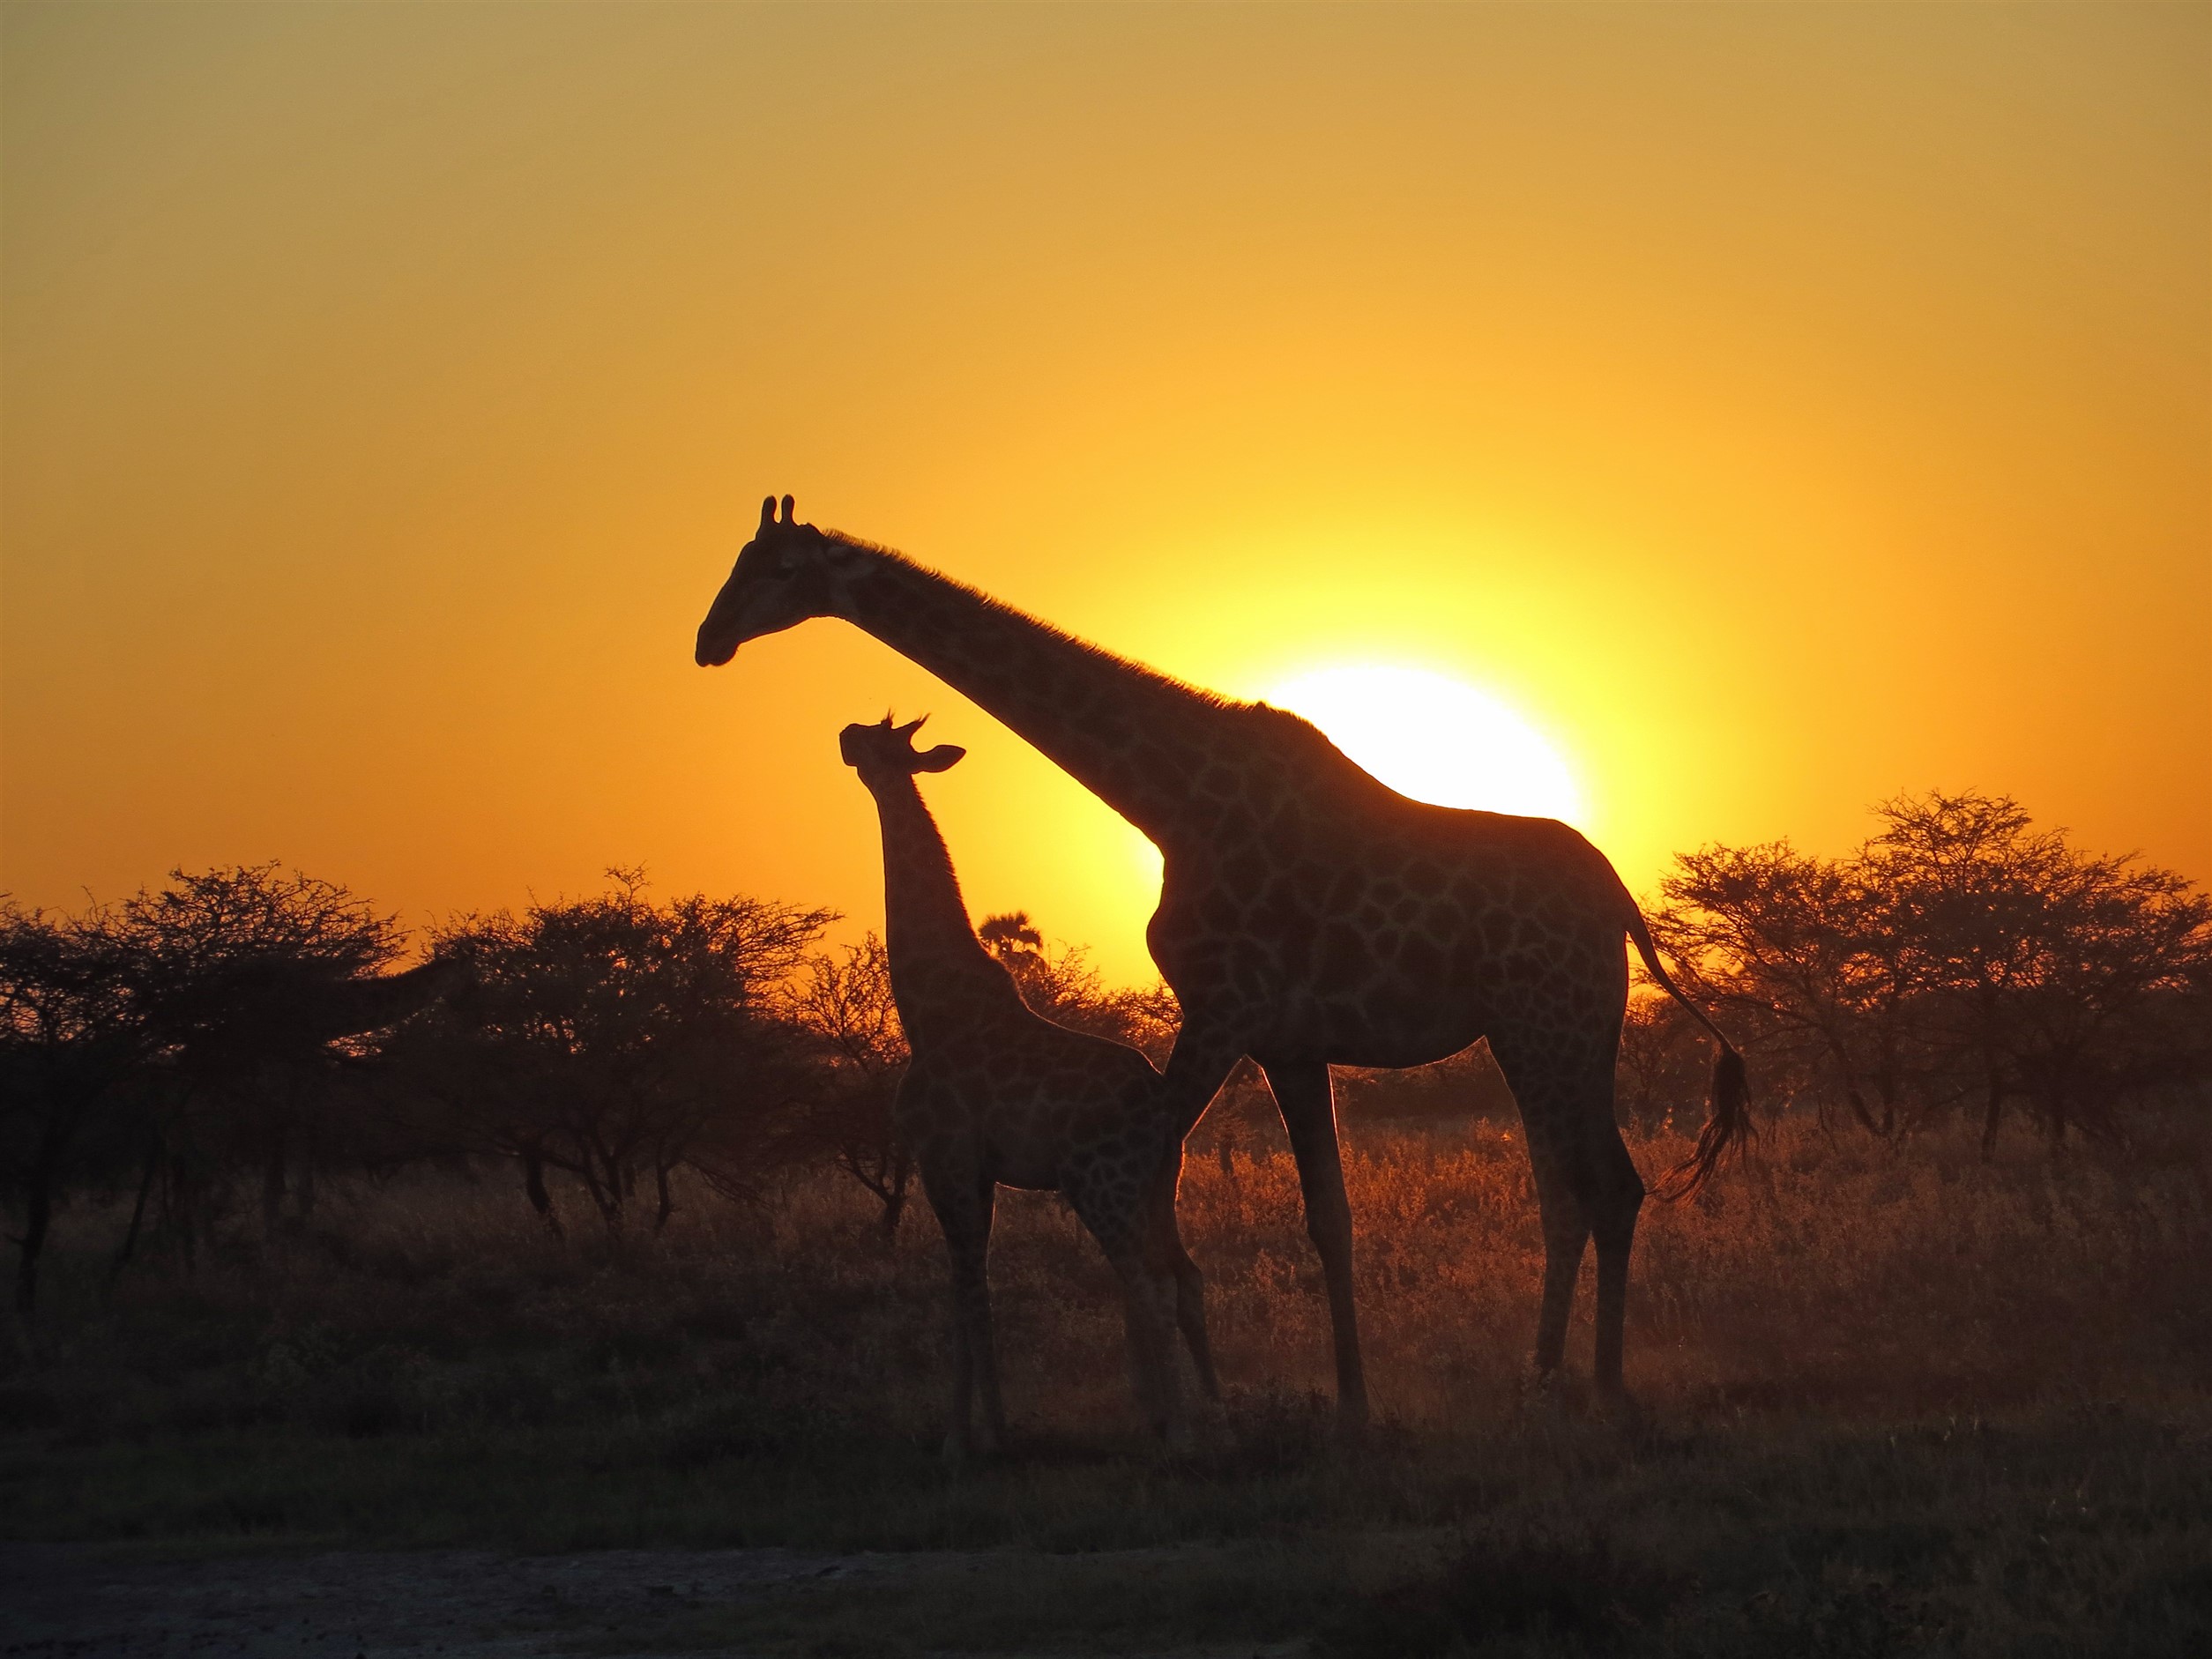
[826,542,1234,844]
[866,775,1024,1048]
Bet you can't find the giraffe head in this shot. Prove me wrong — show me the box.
[840,715,966,791]
[695,495,838,666]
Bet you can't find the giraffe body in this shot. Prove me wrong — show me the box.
[840,717,1218,1459]
[704,500,1747,1422]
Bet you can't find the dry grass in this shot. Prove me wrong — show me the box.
[5,1111,2210,1655]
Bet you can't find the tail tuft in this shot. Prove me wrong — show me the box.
[1657,1043,1751,1201]
[1621,890,1753,1200]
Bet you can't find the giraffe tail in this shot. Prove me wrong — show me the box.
[1660,1044,1750,1201]
[1621,901,1753,1201]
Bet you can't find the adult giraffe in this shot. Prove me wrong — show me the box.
[696,497,1747,1422]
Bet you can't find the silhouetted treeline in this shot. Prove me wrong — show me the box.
[0,867,1173,1316]
[4,792,2207,1319]
[0,867,473,1316]
[1638,792,2212,1149]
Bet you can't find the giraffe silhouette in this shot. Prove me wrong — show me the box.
[701,497,1747,1422]
[840,714,1218,1458]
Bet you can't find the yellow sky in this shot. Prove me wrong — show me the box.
[4,3,2207,983]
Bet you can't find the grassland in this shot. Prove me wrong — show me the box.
[5,1112,2210,1655]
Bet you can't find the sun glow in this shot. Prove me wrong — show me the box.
[1266,665,1586,825]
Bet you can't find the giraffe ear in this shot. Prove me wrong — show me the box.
[912,744,965,773]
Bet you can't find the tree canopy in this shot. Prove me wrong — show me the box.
[1652,792,2211,1149]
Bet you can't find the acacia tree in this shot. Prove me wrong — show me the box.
[1654,842,1922,1136]
[780,934,912,1236]
[106,864,454,1258]
[1864,793,2212,1149]
[0,904,145,1316]
[1653,792,2211,1151]
[413,873,830,1234]
[2004,852,2212,1143]
[3,866,456,1310]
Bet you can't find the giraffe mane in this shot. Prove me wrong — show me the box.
[835,537,1257,716]
[826,529,1380,794]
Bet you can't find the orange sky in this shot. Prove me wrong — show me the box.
[4,3,2207,983]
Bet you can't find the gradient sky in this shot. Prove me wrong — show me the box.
[4,3,2207,983]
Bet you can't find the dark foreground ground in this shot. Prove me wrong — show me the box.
[4,1536,1330,1659]
[9,1399,2212,1658]
[8,1120,2211,1655]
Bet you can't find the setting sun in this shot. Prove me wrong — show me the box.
[1266,665,1586,826]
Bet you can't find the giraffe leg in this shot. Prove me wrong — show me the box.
[1494,1029,1635,1393]
[1260,1060,1369,1432]
[1071,1172,1185,1445]
[1172,1260,1220,1403]
[1156,1019,1249,1142]
[1148,1022,1240,1403]
[923,1162,999,1462]
[1588,1129,1645,1402]
[1117,1252,1187,1445]
[1150,1158,1220,1406]
[1529,1155,1590,1381]
[965,1176,1006,1450]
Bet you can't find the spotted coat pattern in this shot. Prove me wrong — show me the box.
[839,717,1218,1458]
[702,498,1746,1419]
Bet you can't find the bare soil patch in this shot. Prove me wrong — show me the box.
[1,1540,1321,1659]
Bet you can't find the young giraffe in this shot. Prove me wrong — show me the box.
[839,714,1219,1458]
[701,498,1748,1424]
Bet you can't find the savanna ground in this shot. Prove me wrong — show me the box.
[6,1109,2211,1658]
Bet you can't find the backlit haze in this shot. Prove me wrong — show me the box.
[5,4,2207,984]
